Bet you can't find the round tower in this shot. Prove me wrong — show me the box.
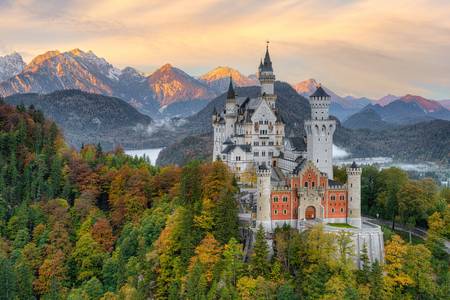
[305,84,336,179]
[256,164,272,232]
[346,161,362,228]
[309,84,331,121]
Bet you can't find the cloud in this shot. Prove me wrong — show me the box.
[0,0,449,99]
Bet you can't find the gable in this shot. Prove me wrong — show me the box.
[251,99,276,123]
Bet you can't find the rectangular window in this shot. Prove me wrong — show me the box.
[235,156,241,161]
[331,195,336,201]
[268,152,273,157]
[253,141,259,146]
[262,151,266,157]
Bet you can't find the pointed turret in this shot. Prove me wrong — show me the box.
[262,43,273,72]
[310,84,330,98]
[226,76,236,100]
[258,42,276,108]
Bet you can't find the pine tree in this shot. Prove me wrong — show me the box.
[0,257,17,300]
[357,243,370,284]
[213,188,239,244]
[185,261,208,300]
[14,258,34,300]
[368,261,385,300]
[249,225,270,277]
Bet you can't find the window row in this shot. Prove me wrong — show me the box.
[273,196,288,202]
[273,209,288,215]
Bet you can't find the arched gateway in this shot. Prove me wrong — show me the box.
[305,206,316,220]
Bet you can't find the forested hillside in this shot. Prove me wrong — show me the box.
[0,100,449,299]
[4,90,180,150]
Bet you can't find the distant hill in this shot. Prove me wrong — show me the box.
[335,120,450,163]
[347,96,450,127]
[199,66,258,93]
[3,90,176,150]
[441,100,450,110]
[343,107,392,130]
[376,94,398,106]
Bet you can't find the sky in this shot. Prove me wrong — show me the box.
[0,0,449,100]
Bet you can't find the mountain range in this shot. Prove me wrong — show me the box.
[0,50,259,119]
[343,94,450,129]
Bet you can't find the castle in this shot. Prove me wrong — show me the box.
[212,44,384,265]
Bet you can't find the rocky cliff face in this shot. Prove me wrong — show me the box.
[199,66,258,93]
[147,63,216,107]
[0,52,26,82]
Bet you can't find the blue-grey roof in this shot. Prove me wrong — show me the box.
[310,85,329,98]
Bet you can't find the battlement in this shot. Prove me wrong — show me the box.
[346,167,362,175]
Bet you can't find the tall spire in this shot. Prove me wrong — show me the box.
[227,76,235,99]
[262,41,273,72]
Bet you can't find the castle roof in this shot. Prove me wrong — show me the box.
[328,178,343,188]
[221,144,251,154]
[226,77,236,100]
[261,44,273,72]
[286,136,306,151]
[310,85,329,98]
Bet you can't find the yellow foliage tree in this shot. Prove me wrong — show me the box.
[383,235,413,297]
[188,233,222,283]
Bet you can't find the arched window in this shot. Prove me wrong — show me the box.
[304,182,308,188]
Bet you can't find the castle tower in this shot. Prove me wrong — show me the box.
[225,77,237,138]
[256,164,272,231]
[258,42,276,109]
[347,161,362,228]
[212,107,223,161]
[305,84,336,179]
